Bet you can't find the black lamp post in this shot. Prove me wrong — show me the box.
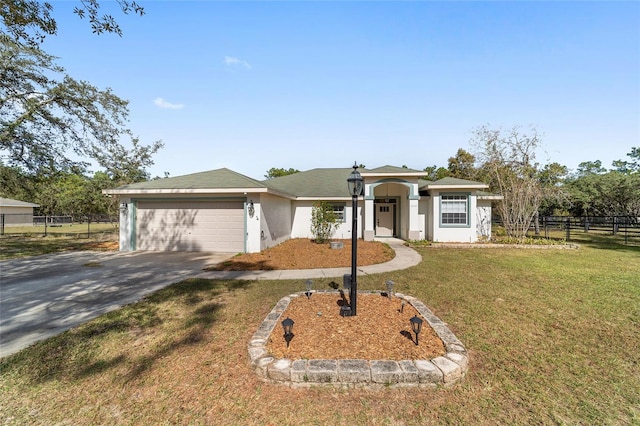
[410,315,423,346]
[347,162,363,316]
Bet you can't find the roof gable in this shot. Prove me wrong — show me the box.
[114,168,266,190]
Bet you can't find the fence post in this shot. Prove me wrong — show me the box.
[44,215,47,237]
[613,217,619,235]
[565,217,571,241]
[1,213,4,236]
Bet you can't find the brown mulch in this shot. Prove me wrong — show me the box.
[266,292,446,360]
[207,238,395,271]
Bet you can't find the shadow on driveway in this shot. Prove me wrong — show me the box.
[0,251,234,358]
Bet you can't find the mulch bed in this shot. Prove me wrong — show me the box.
[266,292,446,360]
[207,238,395,271]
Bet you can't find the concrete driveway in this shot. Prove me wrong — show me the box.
[0,250,234,358]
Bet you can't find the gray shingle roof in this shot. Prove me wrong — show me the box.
[108,166,489,197]
[432,177,488,186]
[366,165,423,174]
[114,168,266,190]
[263,168,353,198]
[0,197,39,207]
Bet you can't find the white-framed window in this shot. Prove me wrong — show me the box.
[441,194,469,226]
[332,204,346,222]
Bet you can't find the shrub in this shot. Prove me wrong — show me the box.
[310,201,338,243]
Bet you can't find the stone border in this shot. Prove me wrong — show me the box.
[248,291,468,389]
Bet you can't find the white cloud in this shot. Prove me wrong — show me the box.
[154,97,184,110]
[224,56,252,69]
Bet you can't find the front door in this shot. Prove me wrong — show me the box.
[376,203,394,237]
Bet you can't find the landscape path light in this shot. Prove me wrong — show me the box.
[346,162,363,316]
[305,279,313,298]
[386,280,395,298]
[281,317,294,348]
[410,315,423,346]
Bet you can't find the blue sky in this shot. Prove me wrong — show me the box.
[43,1,639,180]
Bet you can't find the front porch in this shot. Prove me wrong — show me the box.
[362,177,424,242]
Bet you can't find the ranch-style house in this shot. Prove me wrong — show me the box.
[104,165,498,253]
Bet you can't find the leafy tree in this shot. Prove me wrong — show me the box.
[537,162,570,217]
[91,136,163,184]
[423,165,449,181]
[0,163,36,201]
[565,171,640,218]
[1,0,144,46]
[0,35,161,174]
[471,125,543,241]
[576,160,606,177]
[264,167,299,179]
[612,147,639,174]
[447,148,477,179]
[310,201,338,243]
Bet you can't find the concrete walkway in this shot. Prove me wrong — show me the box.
[196,237,422,280]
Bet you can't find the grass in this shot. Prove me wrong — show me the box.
[0,224,117,259]
[1,238,639,424]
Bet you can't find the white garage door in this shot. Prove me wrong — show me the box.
[136,200,245,252]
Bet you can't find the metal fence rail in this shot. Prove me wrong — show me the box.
[1,214,118,237]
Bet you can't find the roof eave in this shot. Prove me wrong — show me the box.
[361,172,426,178]
[427,184,489,190]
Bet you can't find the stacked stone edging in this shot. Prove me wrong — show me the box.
[248,290,468,389]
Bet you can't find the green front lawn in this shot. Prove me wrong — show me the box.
[1,241,638,424]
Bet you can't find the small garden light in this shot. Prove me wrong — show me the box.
[385,280,395,298]
[305,279,313,298]
[281,317,294,348]
[410,315,423,346]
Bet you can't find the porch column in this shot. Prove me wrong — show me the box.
[408,196,421,241]
[364,197,375,241]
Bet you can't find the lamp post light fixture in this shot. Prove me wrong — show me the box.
[347,162,363,316]
[305,279,313,298]
[281,317,294,348]
[385,280,395,298]
[410,315,423,346]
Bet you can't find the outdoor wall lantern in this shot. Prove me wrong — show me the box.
[410,315,423,346]
[305,279,313,298]
[247,200,255,218]
[281,317,294,348]
[386,280,395,298]
[346,162,363,316]
[119,202,128,212]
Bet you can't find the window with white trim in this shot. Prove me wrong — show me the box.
[332,204,346,222]
[441,195,468,225]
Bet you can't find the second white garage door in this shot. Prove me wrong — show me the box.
[136,200,245,252]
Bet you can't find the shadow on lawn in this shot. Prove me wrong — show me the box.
[0,278,253,385]
[204,259,276,271]
[567,236,640,253]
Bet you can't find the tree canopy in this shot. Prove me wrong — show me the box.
[264,167,300,179]
[1,0,144,46]
[0,33,162,175]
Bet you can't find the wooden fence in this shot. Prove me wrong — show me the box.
[494,216,640,246]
